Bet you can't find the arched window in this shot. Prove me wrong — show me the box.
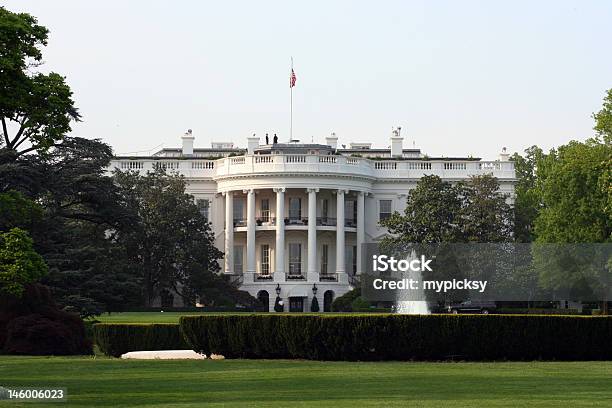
[323,290,335,312]
[257,290,270,312]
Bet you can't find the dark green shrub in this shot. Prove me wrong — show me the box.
[331,288,360,312]
[5,313,92,355]
[310,297,320,312]
[93,323,189,357]
[350,297,372,312]
[180,314,612,361]
[0,284,92,355]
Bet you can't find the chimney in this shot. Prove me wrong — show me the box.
[499,147,510,161]
[326,132,338,149]
[247,134,259,154]
[390,127,403,157]
[182,129,194,156]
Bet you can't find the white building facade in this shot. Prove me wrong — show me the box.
[109,130,516,312]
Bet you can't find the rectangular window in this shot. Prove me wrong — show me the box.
[196,199,210,220]
[260,199,270,222]
[234,245,243,274]
[345,245,358,276]
[233,198,244,224]
[345,200,356,227]
[321,244,328,274]
[379,200,392,221]
[288,243,302,275]
[289,198,301,220]
[260,244,270,275]
[322,199,329,218]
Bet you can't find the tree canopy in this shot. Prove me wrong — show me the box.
[0,7,80,157]
[113,167,227,307]
[0,228,47,297]
[381,174,513,245]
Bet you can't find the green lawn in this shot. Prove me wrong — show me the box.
[1,357,611,407]
[94,311,218,324]
[94,311,366,324]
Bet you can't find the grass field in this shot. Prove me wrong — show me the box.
[94,311,215,324]
[94,311,361,323]
[1,357,611,407]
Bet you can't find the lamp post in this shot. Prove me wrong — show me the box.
[312,284,318,295]
[274,284,283,312]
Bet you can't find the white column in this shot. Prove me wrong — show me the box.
[274,188,285,280]
[336,189,346,275]
[356,191,365,275]
[246,189,256,275]
[224,191,234,274]
[307,188,318,280]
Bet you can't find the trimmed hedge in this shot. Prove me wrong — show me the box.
[180,314,612,361]
[496,308,582,315]
[93,323,189,357]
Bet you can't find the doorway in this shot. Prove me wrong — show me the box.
[289,297,304,312]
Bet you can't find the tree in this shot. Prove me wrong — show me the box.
[0,190,43,230]
[593,89,612,143]
[0,137,141,316]
[0,228,47,297]
[458,175,513,243]
[381,175,462,245]
[530,90,612,313]
[381,174,513,245]
[0,7,80,157]
[114,168,226,307]
[534,139,610,243]
[593,89,612,223]
[511,146,545,242]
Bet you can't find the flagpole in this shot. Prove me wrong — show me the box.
[290,57,293,142]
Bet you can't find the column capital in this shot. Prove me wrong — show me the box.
[334,189,348,195]
[358,191,366,196]
[243,188,255,195]
[306,188,320,193]
[273,187,286,193]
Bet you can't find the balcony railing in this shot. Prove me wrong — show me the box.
[286,274,306,281]
[285,217,308,225]
[255,273,273,281]
[319,273,338,282]
[234,219,247,227]
[345,218,357,228]
[316,217,337,226]
[110,154,515,181]
[256,216,274,226]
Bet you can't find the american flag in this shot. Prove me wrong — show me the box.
[289,69,296,88]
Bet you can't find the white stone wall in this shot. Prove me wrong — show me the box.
[110,153,516,311]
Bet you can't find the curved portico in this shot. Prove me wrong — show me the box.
[215,156,373,311]
[220,178,368,311]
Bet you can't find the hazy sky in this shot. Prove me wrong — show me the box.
[5,0,612,159]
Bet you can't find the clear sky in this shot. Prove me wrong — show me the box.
[4,0,612,159]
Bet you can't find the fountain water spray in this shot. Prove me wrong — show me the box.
[394,252,430,314]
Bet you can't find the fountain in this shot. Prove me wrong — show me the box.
[394,255,430,315]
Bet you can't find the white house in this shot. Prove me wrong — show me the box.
[109,128,516,312]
